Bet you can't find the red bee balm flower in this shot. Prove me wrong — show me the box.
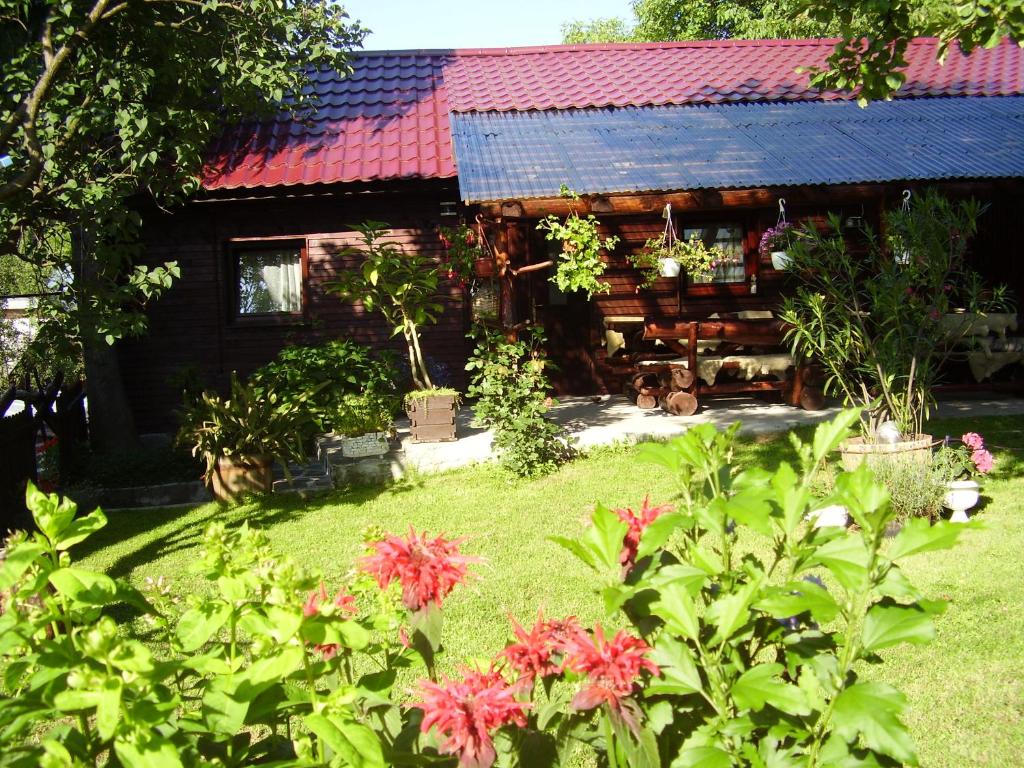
[615,496,673,570]
[361,529,477,611]
[500,613,582,680]
[413,669,529,768]
[302,583,357,660]
[561,624,658,711]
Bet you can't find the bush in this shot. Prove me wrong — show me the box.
[0,412,970,767]
[869,457,946,523]
[63,442,202,488]
[465,324,571,477]
[249,339,400,436]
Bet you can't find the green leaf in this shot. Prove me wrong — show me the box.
[28,483,77,545]
[887,518,972,560]
[586,504,630,572]
[48,568,117,606]
[706,578,761,646]
[177,602,231,651]
[305,712,385,768]
[549,535,597,571]
[56,508,107,550]
[832,682,918,765]
[861,601,939,652]
[409,602,443,652]
[95,677,123,740]
[731,663,811,715]
[115,733,184,768]
[811,409,861,464]
[647,635,703,696]
[0,541,46,589]
[723,487,774,536]
[808,535,870,592]
[237,646,303,698]
[671,745,732,768]
[651,582,700,641]
[636,511,689,560]
[201,680,249,735]
[755,580,840,624]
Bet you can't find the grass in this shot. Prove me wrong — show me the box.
[75,414,1024,766]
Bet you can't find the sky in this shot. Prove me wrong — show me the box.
[341,0,634,51]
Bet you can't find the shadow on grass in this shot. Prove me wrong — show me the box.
[73,477,426,581]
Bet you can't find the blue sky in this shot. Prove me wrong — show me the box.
[342,0,634,51]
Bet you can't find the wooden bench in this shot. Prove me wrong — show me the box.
[623,317,824,415]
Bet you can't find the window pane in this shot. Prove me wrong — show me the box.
[237,248,302,314]
[683,225,744,284]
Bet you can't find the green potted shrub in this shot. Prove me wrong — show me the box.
[779,190,994,462]
[536,186,620,298]
[177,373,312,503]
[327,221,460,441]
[403,387,461,443]
[629,232,728,288]
[333,392,393,458]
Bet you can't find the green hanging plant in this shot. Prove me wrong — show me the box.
[536,186,620,298]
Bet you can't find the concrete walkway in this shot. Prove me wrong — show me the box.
[396,395,1024,474]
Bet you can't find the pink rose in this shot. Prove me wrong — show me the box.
[962,432,984,451]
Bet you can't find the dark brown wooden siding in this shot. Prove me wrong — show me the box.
[121,182,470,432]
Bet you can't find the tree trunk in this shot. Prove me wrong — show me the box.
[74,229,139,454]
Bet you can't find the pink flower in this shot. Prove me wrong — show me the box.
[971,448,994,474]
[561,624,658,711]
[412,668,529,768]
[615,496,673,571]
[499,613,582,681]
[962,432,985,451]
[361,529,478,611]
[929,308,942,321]
[303,583,357,659]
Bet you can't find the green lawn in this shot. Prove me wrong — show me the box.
[75,414,1024,767]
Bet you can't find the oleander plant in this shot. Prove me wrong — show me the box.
[0,410,968,766]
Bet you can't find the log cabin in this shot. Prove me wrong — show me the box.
[122,38,1024,430]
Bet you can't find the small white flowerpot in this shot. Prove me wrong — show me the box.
[895,249,911,266]
[770,251,791,270]
[943,480,980,523]
[807,504,849,528]
[658,257,681,278]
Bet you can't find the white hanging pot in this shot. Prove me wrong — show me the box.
[806,504,849,528]
[895,249,911,266]
[943,480,980,523]
[771,251,791,271]
[659,257,681,278]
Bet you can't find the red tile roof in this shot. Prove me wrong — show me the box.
[202,38,1024,191]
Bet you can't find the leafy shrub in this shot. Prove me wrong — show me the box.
[0,412,970,767]
[867,457,946,523]
[536,186,619,298]
[330,392,393,437]
[465,324,571,477]
[249,338,400,435]
[63,442,202,488]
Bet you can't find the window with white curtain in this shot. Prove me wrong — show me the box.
[235,245,303,315]
[683,224,745,284]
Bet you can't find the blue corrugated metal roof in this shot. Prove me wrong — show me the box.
[450,96,1024,202]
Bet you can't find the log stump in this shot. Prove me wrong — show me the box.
[636,393,659,409]
[660,391,699,416]
[669,367,695,391]
[800,386,826,411]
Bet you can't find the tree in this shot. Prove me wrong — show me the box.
[0,0,365,450]
[563,1,1021,103]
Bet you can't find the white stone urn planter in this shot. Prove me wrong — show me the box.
[658,256,681,278]
[944,479,980,523]
[770,251,791,270]
[806,504,849,528]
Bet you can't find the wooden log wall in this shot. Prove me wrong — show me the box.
[120,181,470,432]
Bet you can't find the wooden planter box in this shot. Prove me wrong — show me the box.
[406,394,458,443]
[208,454,273,504]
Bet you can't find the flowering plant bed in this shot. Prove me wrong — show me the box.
[933,431,994,482]
[0,410,973,767]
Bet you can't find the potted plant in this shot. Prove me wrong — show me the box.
[629,233,728,289]
[933,431,994,521]
[780,190,992,455]
[439,222,491,285]
[536,186,620,298]
[404,388,461,442]
[759,220,795,270]
[177,373,312,503]
[328,221,462,442]
[333,393,394,458]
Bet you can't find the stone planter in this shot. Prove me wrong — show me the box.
[943,479,980,523]
[340,431,389,458]
[406,394,458,443]
[839,434,932,472]
[208,454,273,504]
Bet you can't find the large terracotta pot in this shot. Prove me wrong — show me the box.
[839,434,932,472]
[208,453,273,503]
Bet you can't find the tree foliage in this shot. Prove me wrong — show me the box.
[560,0,1019,102]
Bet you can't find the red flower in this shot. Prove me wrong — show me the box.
[361,529,477,611]
[303,583,358,660]
[561,624,657,711]
[500,613,582,681]
[615,496,673,570]
[412,668,529,768]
